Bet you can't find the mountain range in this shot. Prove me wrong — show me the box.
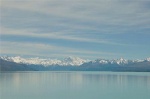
[0,56,150,72]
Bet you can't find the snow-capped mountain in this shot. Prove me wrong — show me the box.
[92,58,129,65]
[61,56,89,66]
[0,56,150,67]
[0,56,88,66]
[146,58,150,62]
[1,56,150,71]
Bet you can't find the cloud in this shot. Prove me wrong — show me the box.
[1,27,128,46]
[0,41,121,59]
[1,0,150,59]
[1,0,150,37]
[1,0,150,33]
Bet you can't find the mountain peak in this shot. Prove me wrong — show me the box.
[0,56,88,66]
[146,58,150,62]
[0,56,149,66]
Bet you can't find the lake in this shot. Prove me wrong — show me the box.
[0,71,150,99]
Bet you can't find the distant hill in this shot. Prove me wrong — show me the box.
[0,59,32,71]
[0,56,150,72]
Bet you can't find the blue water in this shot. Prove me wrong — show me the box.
[0,71,150,99]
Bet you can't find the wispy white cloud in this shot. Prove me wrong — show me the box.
[2,1,150,39]
[1,41,121,59]
[1,0,150,59]
[1,0,149,28]
[1,27,128,45]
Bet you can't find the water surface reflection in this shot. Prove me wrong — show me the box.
[1,71,150,99]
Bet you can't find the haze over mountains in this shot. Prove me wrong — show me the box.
[0,56,150,72]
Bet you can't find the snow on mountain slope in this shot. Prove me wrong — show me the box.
[0,56,149,66]
[91,58,129,65]
[61,56,88,66]
[110,58,128,65]
[146,58,150,62]
[0,56,88,66]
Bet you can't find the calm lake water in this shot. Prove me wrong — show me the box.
[0,71,150,99]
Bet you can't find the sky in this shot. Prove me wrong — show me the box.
[0,0,150,59]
